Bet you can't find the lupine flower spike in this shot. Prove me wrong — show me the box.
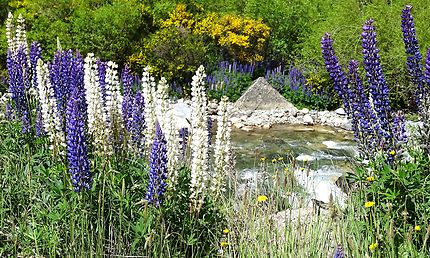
[145,123,168,207]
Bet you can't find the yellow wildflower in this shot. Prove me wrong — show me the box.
[257,195,268,203]
[220,241,230,247]
[278,157,284,161]
[223,228,230,234]
[271,159,277,163]
[366,176,375,182]
[415,225,421,231]
[260,157,266,162]
[389,150,396,155]
[284,167,289,172]
[300,167,305,171]
[365,201,375,208]
[369,242,378,251]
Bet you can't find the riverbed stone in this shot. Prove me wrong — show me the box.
[335,108,346,116]
[303,114,314,125]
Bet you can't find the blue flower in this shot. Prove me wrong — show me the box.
[66,87,92,192]
[146,122,168,207]
[401,5,427,108]
[321,33,350,114]
[130,90,146,155]
[122,65,134,132]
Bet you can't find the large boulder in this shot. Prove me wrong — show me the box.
[234,77,297,112]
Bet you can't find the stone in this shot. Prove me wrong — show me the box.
[303,114,314,125]
[234,77,297,111]
[230,117,241,124]
[300,108,310,114]
[234,122,244,129]
[334,108,346,116]
[241,126,254,132]
[262,124,271,129]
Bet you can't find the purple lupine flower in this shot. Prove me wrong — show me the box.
[321,33,350,114]
[333,244,344,258]
[289,67,306,92]
[35,104,44,136]
[30,41,42,89]
[361,19,392,143]
[97,60,107,106]
[66,87,92,192]
[179,127,188,158]
[121,65,134,132]
[348,60,379,157]
[130,90,146,155]
[145,123,168,207]
[70,51,86,121]
[401,5,427,108]
[7,47,31,133]
[425,48,430,87]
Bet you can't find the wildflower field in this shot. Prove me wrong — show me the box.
[1,1,430,258]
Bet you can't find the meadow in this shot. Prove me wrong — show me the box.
[1,3,430,258]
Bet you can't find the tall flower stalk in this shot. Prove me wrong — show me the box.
[84,53,111,156]
[212,96,232,199]
[36,59,65,156]
[142,67,157,152]
[146,123,168,207]
[66,87,92,192]
[189,65,210,211]
[130,90,146,156]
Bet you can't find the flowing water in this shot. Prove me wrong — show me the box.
[230,124,357,205]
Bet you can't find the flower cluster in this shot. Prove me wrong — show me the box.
[130,90,146,156]
[212,96,232,199]
[321,33,350,114]
[36,59,65,156]
[84,53,111,156]
[66,87,92,192]
[362,19,391,142]
[121,65,134,132]
[145,123,168,207]
[189,65,210,211]
[142,67,157,152]
[401,5,427,108]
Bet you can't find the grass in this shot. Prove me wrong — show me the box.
[0,120,429,257]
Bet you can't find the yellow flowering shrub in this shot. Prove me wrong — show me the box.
[195,13,270,62]
[161,3,195,29]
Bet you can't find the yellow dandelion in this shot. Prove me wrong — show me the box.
[369,242,378,251]
[260,157,266,162]
[223,228,230,234]
[271,159,277,163]
[300,167,305,171]
[284,167,289,172]
[366,176,375,182]
[415,225,421,231]
[389,150,396,155]
[364,201,375,208]
[257,195,268,203]
[220,241,230,247]
[278,157,284,161]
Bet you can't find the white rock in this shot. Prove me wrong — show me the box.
[303,114,314,125]
[301,108,310,114]
[335,108,346,116]
[296,154,315,162]
[262,124,271,129]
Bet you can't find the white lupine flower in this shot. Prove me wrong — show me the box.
[36,60,65,156]
[84,53,111,156]
[142,67,157,152]
[212,96,232,199]
[6,13,15,52]
[15,14,29,55]
[104,61,123,127]
[189,65,209,211]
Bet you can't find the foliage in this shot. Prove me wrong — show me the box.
[348,149,430,252]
